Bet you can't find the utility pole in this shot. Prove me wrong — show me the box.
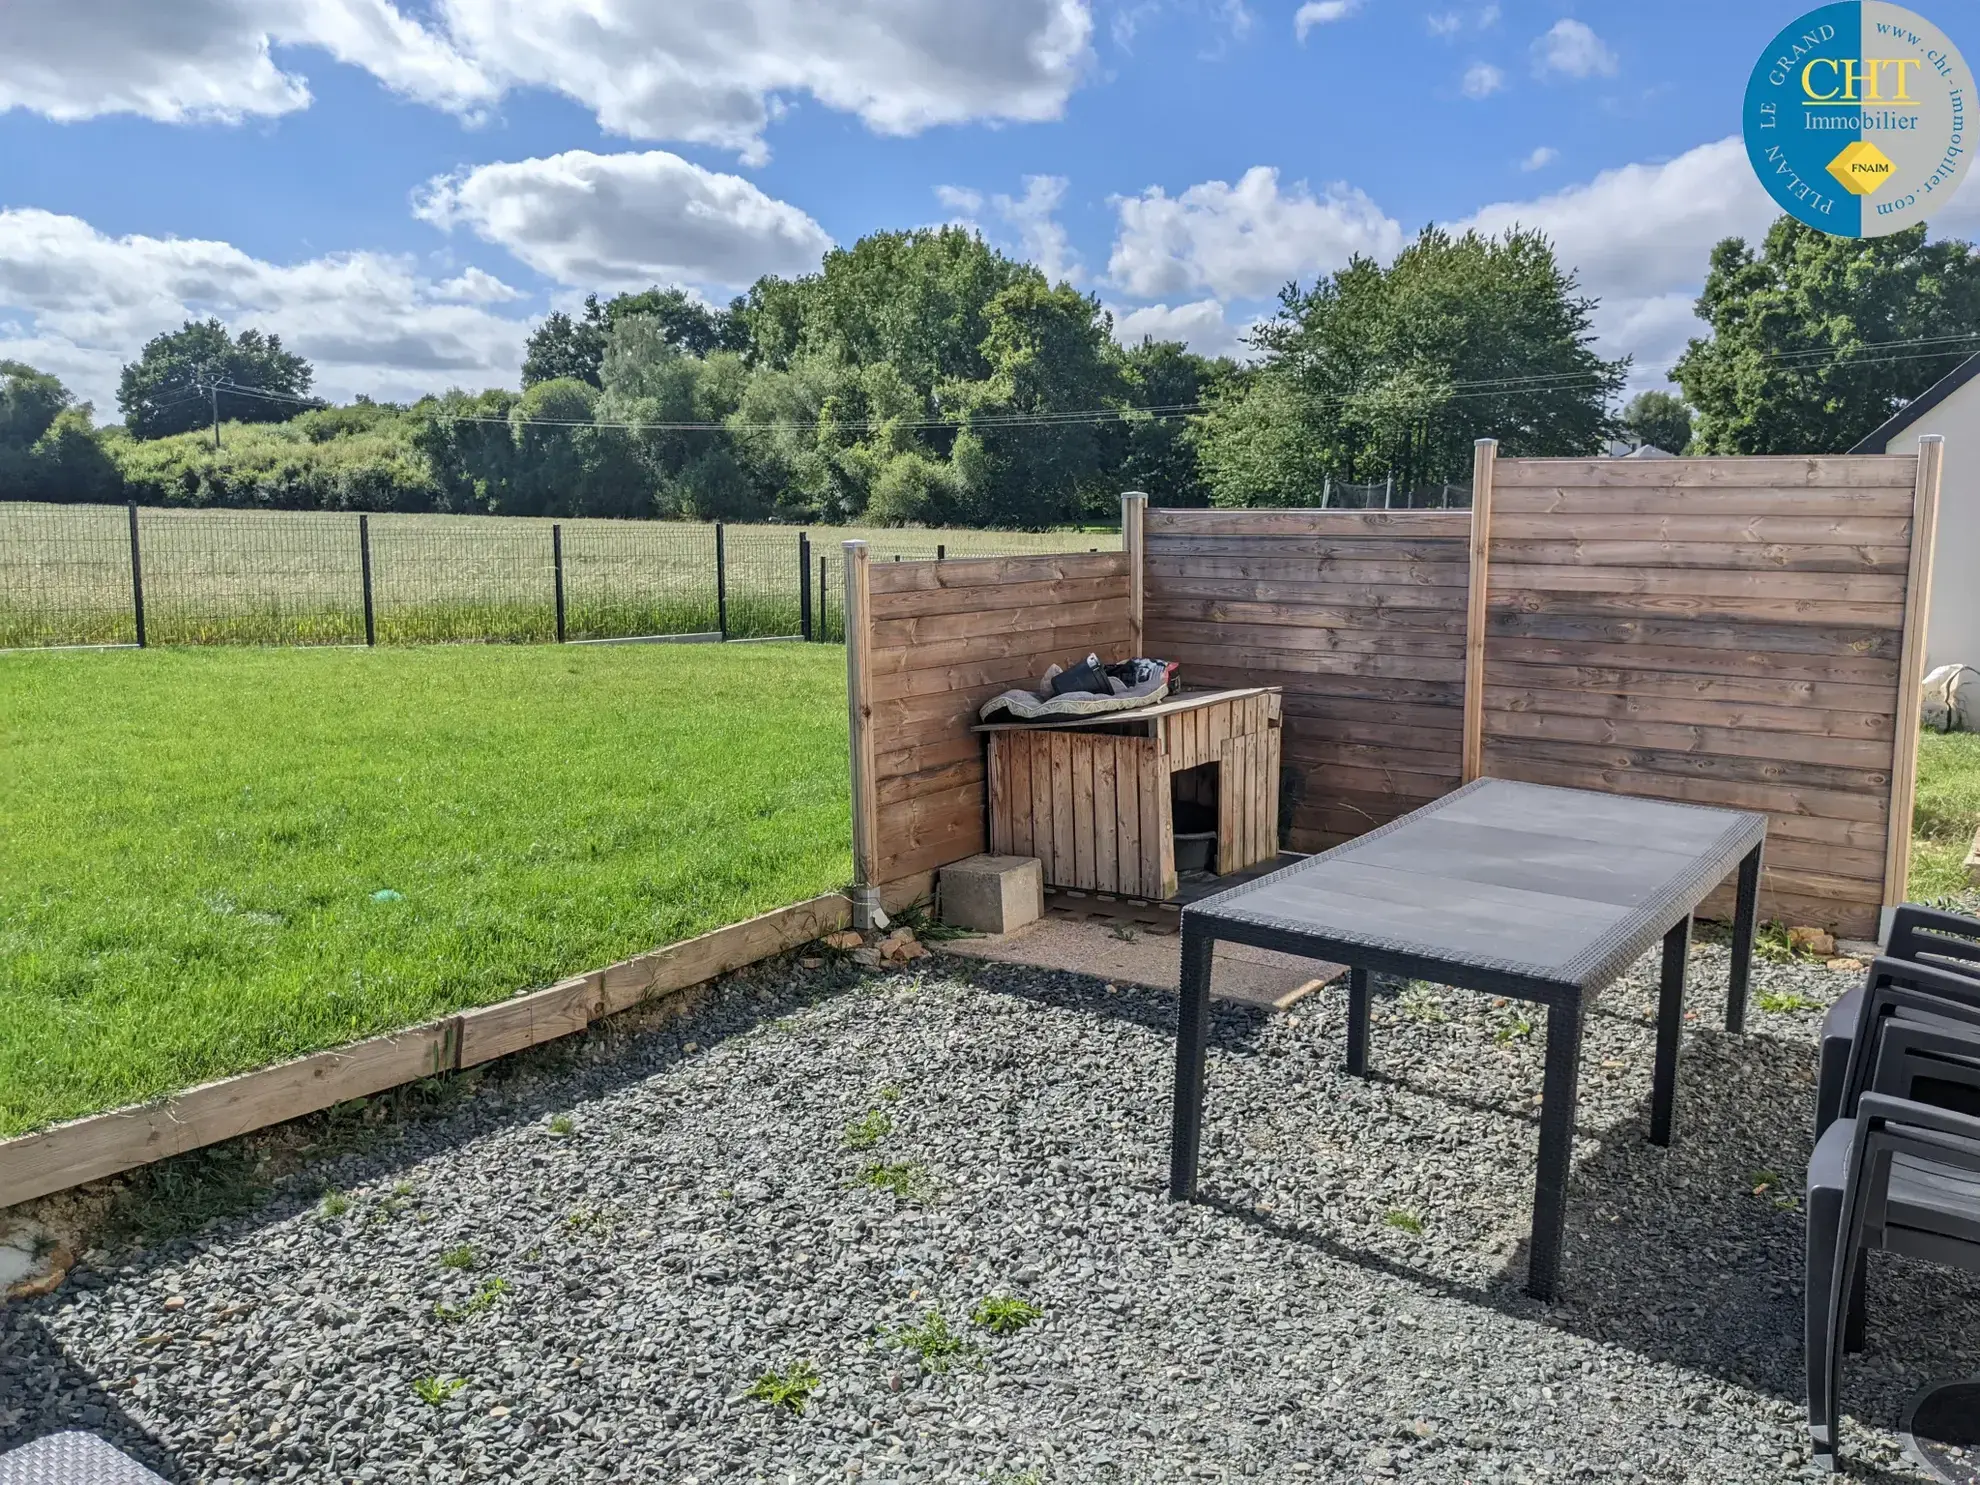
[210,381,221,452]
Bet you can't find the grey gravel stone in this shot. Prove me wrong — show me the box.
[1,941,1972,1482]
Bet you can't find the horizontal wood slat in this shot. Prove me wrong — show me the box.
[864,549,1136,887]
[1479,453,1920,933]
[867,551,1127,595]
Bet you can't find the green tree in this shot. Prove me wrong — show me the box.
[1106,340,1228,507]
[1673,218,1980,454]
[409,388,523,511]
[0,360,71,448]
[944,277,1124,527]
[524,289,742,388]
[0,363,121,502]
[1194,226,1625,506]
[1621,390,1693,453]
[117,319,314,438]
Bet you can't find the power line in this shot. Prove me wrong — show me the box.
[198,327,1980,435]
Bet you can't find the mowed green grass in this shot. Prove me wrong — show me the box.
[1912,728,1980,907]
[0,643,850,1136]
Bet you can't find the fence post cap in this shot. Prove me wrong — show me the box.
[1474,438,1498,450]
[842,538,868,554]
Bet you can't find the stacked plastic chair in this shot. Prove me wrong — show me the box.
[1805,905,1980,1472]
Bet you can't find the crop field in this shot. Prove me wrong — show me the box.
[0,502,1101,649]
[0,641,851,1136]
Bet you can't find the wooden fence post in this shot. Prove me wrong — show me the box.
[1461,439,1498,784]
[1885,433,1944,921]
[1122,491,1147,657]
[843,540,881,930]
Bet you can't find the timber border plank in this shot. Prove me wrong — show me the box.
[0,891,855,1210]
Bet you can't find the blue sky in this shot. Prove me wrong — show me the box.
[1,0,1976,411]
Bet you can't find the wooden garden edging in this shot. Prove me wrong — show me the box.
[0,891,855,1210]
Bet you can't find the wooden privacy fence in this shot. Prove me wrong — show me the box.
[1466,448,1940,940]
[845,443,1942,939]
[1140,506,1471,850]
[844,538,1137,911]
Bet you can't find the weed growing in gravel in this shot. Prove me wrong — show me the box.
[879,1084,902,1102]
[565,1205,615,1235]
[318,1189,351,1219]
[1758,989,1814,1014]
[1384,1209,1425,1235]
[971,1295,1043,1335]
[1492,1014,1534,1045]
[412,1376,468,1406]
[844,1109,892,1150]
[888,1310,976,1371]
[990,1472,1045,1485]
[547,1113,577,1137]
[746,1360,820,1414]
[438,1243,478,1271]
[1397,983,1449,1023]
[1109,924,1139,943]
[858,1160,933,1202]
[433,1277,511,1322]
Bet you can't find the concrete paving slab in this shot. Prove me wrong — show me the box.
[937,916,1344,1010]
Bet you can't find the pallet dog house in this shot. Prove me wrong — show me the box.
[843,441,1944,942]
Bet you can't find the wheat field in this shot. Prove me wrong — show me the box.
[0,503,1103,648]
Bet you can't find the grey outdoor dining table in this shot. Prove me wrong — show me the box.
[1168,777,1768,1300]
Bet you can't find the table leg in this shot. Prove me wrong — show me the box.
[1168,923,1216,1201]
[1528,998,1585,1302]
[1651,915,1691,1147]
[1727,842,1763,1034]
[1346,964,1372,1076]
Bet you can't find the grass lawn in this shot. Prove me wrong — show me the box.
[1911,728,1980,909]
[0,643,850,1137]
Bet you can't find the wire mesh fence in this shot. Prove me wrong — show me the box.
[1320,478,1473,510]
[0,502,1108,651]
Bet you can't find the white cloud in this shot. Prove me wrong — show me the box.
[433,267,525,303]
[1426,11,1463,38]
[1478,3,1500,26]
[1461,61,1506,98]
[1450,136,1775,390]
[0,0,494,124]
[935,185,986,218]
[1294,0,1359,40]
[1108,166,1403,300]
[0,0,1093,163]
[0,208,531,410]
[436,0,1094,164]
[1109,298,1253,359]
[1519,145,1559,172]
[415,149,834,292]
[1532,18,1617,79]
[994,176,1082,284]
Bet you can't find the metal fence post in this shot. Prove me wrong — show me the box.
[126,501,147,648]
[818,554,828,641]
[798,531,812,641]
[715,522,728,640]
[358,513,376,646]
[551,523,566,644]
[937,543,946,561]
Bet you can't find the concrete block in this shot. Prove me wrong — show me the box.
[939,855,1043,935]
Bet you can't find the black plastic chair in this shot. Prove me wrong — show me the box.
[1806,1088,1980,1471]
[1817,910,1980,1135]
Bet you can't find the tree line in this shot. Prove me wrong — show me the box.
[3,216,1977,525]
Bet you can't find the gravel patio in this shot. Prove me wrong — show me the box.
[4,940,1976,1484]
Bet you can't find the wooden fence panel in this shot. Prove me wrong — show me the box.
[861,550,1134,885]
[1479,454,1930,939]
[1143,508,1470,851]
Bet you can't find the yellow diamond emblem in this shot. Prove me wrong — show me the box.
[1828,140,1896,196]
